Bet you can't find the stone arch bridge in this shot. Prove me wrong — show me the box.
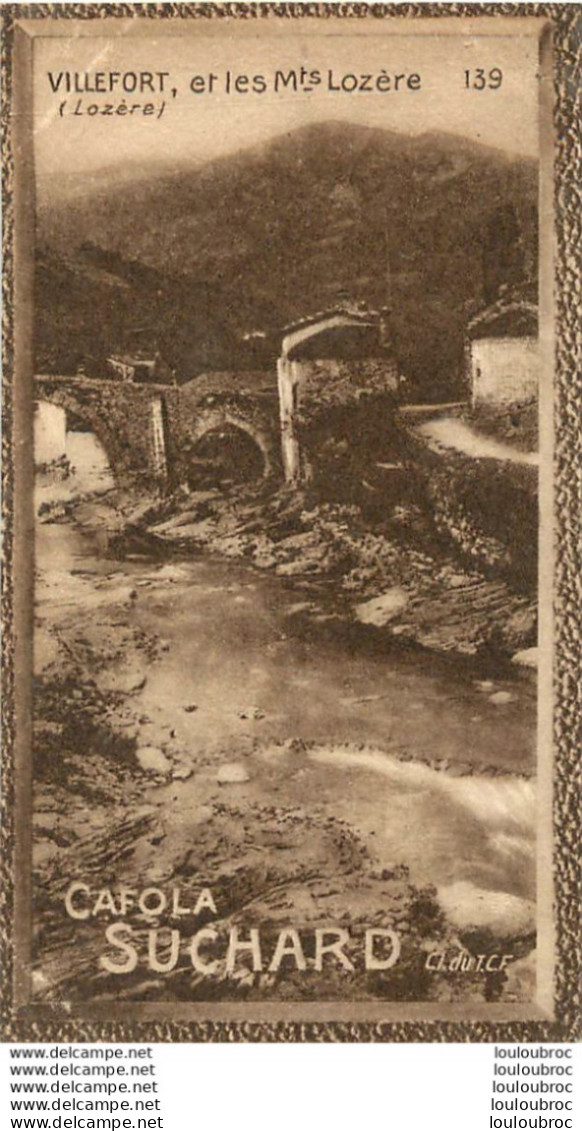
[35,376,281,485]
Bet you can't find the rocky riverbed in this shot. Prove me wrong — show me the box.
[52,470,537,661]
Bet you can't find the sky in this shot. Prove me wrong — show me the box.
[32,20,543,181]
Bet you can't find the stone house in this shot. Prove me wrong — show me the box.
[466,290,540,409]
[106,352,175,385]
[277,306,399,481]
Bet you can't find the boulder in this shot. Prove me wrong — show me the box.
[511,648,538,669]
[172,766,194,781]
[154,564,189,582]
[136,746,172,775]
[489,690,514,705]
[447,573,470,589]
[237,706,265,721]
[98,670,147,695]
[355,588,409,627]
[216,762,250,785]
[437,881,535,937]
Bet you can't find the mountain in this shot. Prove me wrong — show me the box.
[35,121,538,389]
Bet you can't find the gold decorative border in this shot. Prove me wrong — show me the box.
[1,2,580,1044]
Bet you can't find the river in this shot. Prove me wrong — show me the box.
[34,432,538,947]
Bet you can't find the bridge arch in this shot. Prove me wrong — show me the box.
[35,388,121,481]
[34,377,168,484]
[184,403,280,482]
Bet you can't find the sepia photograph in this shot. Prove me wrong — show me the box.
[1,5,580,1039]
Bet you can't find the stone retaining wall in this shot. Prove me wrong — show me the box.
[406,427,538,594]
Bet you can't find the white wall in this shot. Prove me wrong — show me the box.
[470,337,539,407]
[150,397,167,478]
[277,356,302,481]
[34,401,67,465]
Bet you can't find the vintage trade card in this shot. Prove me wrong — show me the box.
[1,4,580,1042]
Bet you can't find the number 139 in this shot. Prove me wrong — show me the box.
[464,68,503,90]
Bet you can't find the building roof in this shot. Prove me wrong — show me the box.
[467,288,538,340]
[108,353,157,368]
[281,306,391,362]
[282,305,381,335]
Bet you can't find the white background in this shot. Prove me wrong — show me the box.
[2,1043,581,1131]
